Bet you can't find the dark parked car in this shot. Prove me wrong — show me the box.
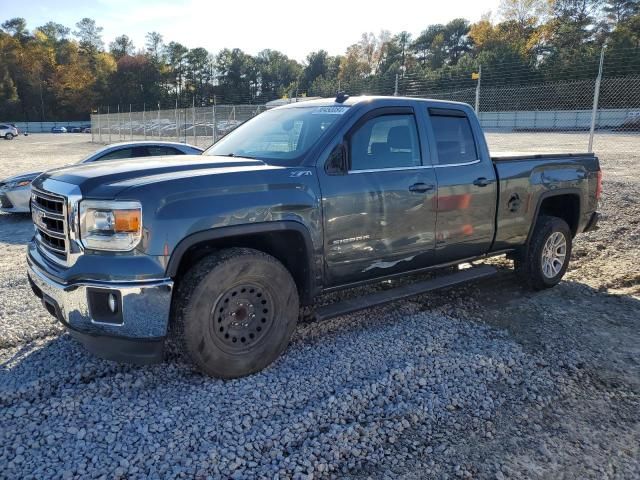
[26,96,601,378]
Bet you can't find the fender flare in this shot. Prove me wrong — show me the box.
[525,188,582,245]
[165,220,318,302]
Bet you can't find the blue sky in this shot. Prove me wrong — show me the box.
[4,0,500,61]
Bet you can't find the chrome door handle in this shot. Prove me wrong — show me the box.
[409,183,435,193]
[473,177,492,187]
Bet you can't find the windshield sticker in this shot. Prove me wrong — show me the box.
[313,106,349,115]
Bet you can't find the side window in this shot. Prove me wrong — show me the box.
[350,114,421,171]
[147,146,184,156]
[97,148,135,161]
[429,112,478,165]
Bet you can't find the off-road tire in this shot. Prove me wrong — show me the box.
[171,248,299,378]
[515,215,572,290]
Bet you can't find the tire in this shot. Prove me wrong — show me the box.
[515,216,572,290]
[171,248,299,378]
[5,133,13,140]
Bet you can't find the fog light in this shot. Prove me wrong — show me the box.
[108,293,117,313]
[87,288,123,325]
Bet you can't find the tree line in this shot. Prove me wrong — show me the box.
[1,0,639,121]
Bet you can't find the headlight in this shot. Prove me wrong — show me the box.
[6,180,31,189]
[79,200,142,251]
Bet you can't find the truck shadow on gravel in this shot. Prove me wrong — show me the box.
[0,213,33,245]
[6,267,639,394]
[453,267,640,392]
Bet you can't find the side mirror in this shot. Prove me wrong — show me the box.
[325,143,348,175]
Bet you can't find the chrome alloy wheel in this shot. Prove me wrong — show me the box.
[541,231,567,279]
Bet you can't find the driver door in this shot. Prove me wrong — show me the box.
[320,107,438,286]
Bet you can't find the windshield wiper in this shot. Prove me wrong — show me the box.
[224,153,258,160]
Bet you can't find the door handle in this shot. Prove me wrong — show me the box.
[409,182,435,193]
[473,177,492,187]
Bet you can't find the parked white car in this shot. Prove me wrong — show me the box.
[0,141,203,213]
[0,124,19,140]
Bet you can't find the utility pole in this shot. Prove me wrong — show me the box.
[394,74,399,96]
[192,96,196,145]
[474,65,482,115]
[175,98,179,142]
[589,46,606,153]
[212,95,217,144]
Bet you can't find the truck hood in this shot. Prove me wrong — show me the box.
[32,155,270,198]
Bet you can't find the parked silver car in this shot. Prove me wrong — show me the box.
[0,124,19,140]
[0,141,203,213]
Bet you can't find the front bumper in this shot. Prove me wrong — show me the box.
[27,255,173,364]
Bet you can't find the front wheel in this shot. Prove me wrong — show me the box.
[515,216,572,290]
[172,248,299,378]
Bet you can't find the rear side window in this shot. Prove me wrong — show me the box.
[429,112,477,165]
[98,148,135,161]
[147,146,183,156]
[350,114,421,171]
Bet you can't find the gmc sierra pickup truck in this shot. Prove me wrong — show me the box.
[26,95,601,378]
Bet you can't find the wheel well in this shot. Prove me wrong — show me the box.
[173,229,314,305]
[538,194,580,236]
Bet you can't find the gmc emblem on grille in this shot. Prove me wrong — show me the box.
[32,209,46,230]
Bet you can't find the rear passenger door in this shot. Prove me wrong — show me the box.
[427,107,497,262]
[321,107,438,285]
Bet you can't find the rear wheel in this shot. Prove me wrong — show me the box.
[172,248,299,378]
[5,133,13,140]
[515,216,572,290]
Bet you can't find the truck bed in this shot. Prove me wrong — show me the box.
[489,150,600,252]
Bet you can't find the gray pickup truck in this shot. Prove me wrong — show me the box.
[27,95,601,378]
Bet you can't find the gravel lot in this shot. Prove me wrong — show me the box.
[1,133,639,479]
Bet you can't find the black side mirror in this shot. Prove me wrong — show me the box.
[325,143,348,175]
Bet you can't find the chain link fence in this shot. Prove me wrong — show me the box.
[91,105,266,149]
[91,50,639,155]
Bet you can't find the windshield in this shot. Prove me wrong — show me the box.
[204,106,348,163]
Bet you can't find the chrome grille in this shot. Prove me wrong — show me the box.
[31,188,68,262]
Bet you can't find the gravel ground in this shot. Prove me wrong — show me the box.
[1,133,638,479]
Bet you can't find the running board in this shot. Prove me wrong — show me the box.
[314,265,497,321]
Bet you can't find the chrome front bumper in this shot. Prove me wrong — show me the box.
[27,256,173,364]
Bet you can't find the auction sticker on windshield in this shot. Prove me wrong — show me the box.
[313,106,349,114]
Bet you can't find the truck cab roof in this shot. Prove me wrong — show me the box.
[273,95,471,110]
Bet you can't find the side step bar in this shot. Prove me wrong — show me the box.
[314,265,497,321]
